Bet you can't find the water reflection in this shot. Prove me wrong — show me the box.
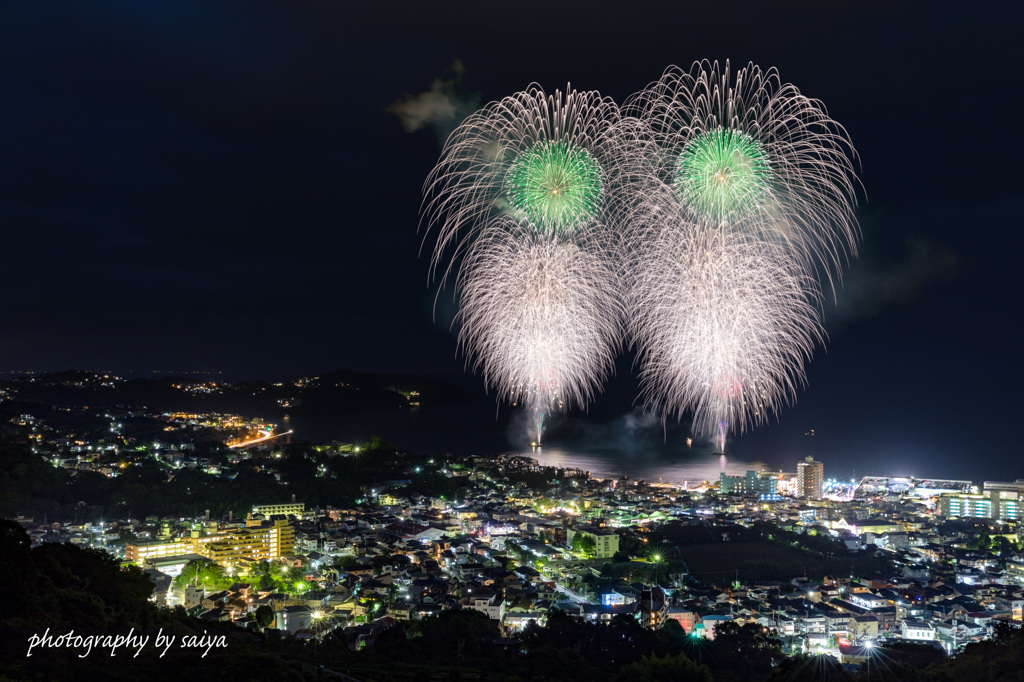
[287,400,773,484]
[525,446,767,486]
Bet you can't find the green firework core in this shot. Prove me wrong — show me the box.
[676,128,771,223]
[506,140,603,233]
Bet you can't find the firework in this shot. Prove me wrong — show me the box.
[422,84,620,284]
[610,61,858,440]
[505,140,604,234]
[420,65,859,445]
[623,60,860,282]
[457,221,622,441]
[623,201,824,438]
[422,86,623,439]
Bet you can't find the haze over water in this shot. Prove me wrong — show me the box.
[288,399,775,483]
[525,446,768,485]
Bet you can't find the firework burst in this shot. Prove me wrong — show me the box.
[457,222,622,440]
[422,85,623,439]
[420,65,859,445]
[422,84,620,284]
[608,61,859,441]
[623,60,861,283]
[625,212,824,437]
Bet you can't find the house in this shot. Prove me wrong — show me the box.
[900,619,936,641]
[467,594,505,621]
[850,615,880,639]
[699,614,734,640]
[278,605,314,634]
[838,644,874,665]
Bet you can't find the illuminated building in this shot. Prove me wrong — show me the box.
[638,587,669,630]
[126,539,195,563]
[797,456,823,500]
[747,469,778,494]
[204,518,295,565]
[719,473,745,493]
[127,517,295,568]
[566,526,619,559]
[253,502,305,518]
[984,480,1024,494]
[719,470,779,494]
[939,490,1020,521]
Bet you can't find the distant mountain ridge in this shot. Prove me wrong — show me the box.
[0,368,473,418]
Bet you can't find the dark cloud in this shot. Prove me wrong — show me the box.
[830,235,961,326]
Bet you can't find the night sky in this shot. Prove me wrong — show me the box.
[1,1,1021,481]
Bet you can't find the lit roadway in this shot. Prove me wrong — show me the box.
[541,571,593,605]
[227,429,294,449]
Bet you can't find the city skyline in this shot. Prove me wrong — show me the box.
[0,2,1021,482]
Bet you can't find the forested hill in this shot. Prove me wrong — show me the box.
[0,369,473,418]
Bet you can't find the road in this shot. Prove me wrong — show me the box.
[541,571,593,605]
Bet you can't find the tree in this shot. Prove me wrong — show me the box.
[573,533,596,557]
[174,559,231,591]
[768,654,852,682]
[0,518,30,559]
[335,555,359,570]
[176,559,205,588]
[656,618,690,657]
[255,604,275,629]
[616,653,713,682]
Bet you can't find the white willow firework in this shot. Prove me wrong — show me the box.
[623,60,861,284]
[422,85,623,438]
[457,221,622,433]
[625,205,824,437]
